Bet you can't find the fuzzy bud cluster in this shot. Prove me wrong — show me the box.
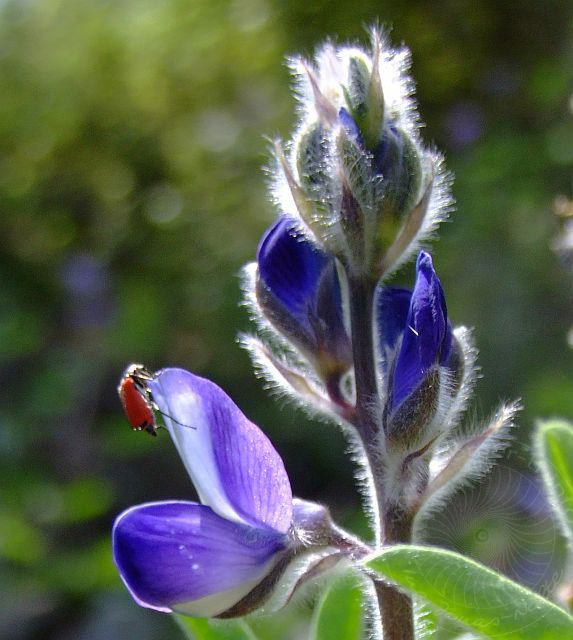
[245,30,514,531]
[271,30,449,280]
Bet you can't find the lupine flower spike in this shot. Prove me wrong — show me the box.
[114,28,524,640]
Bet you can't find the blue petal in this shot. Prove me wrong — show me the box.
[257,218,330,329]
[149,369,293,534]
[373,124,403,177]
[113,501,286,616]
[388,251,452,412]
[377,286,412,353]
[257,218,350,366]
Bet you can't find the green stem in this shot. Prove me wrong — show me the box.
[347,277,379,432]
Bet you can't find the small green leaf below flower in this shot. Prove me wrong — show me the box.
[310,571,365,640]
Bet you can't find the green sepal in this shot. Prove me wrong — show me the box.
[295,121,338,249]
[344,57,370,126]
[343,55,386,151]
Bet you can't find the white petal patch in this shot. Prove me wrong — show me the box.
[170,570,269,618]
[151,373,247,525]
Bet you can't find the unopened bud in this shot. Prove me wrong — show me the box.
[380,252,462,451]
[256,217,352,381]
[278,32,449,278]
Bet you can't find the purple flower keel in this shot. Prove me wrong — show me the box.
[113,501,286,617]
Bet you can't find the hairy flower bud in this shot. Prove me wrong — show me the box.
[270,29,450,280]
[375,126,422,221]
[344,56,372,123]
[255,217,352,383]
[344,48,386,152]
[378,252,463,451]
[295,122,337,248]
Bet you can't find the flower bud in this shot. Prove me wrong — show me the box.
[278,31,448,279]
[256,217,352,382]
[378,252,462,450]
[295,122,337,249]
[344,52,385,150]
[375,125,423,222]
[344,56,371,122]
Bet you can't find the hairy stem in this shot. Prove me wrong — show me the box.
[347,273,414,640]
[348,278,379,431]
[377,506,414,640]
[347,276,385,512]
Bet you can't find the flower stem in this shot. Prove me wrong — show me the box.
[347,275,381,444]
[347,273,414,640]
[376,505,414,640]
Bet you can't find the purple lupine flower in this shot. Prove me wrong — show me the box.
[113,368,295,617]
[256,217,352,378]
[378,251,460,444]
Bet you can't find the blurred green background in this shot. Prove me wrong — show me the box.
[1,0,572,638]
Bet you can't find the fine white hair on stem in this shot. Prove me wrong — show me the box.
[344,428,383,547]
[361,574,383,640]
[413,600,438,640]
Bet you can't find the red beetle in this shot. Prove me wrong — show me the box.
[118,364,158,436]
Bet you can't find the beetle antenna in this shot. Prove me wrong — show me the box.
[155,407,197,430]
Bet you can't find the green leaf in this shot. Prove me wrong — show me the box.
[174,615,258,640]
[535,420,573,546]
[310,572,364,640]
[366,545,573,639]
[414,601,438,639]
